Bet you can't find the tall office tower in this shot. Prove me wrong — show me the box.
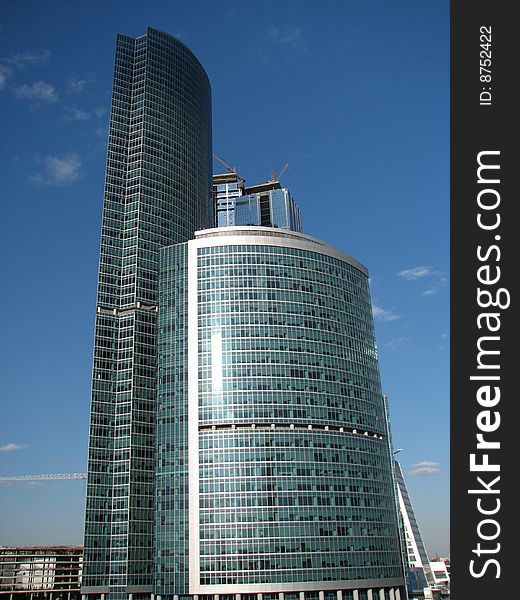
[214,177,303,233]
[82,28,212,600]
[394,461,435,594]
[213,172,245,227]
[157,227,406,600]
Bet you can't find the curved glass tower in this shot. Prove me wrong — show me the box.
[83,28,212,600]
[157,227,405,600]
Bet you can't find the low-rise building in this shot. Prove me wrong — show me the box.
[0,547,82,600]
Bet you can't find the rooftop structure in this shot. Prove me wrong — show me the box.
[213,174,302,232]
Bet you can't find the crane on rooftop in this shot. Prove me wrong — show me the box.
[268,162,290,183]
[212,152,245,183]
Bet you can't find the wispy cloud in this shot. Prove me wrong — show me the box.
[0,50,50,91]
[94,106,107,118]
[408,460,441,476]
[0,443,27,453]
[268,25,307,53]
[14,80,58,104]
[67,78,89,94]
[9,50,51,69]
[423,287,440,296]
[64,106,91,121]
[399,266,435,280]
[64,105,107,123]
[31,153,82,186]
[438,333,448,350]
[384,336,408,350]
[0,66,9,90]
[24,481,49,489]
[399,265,448,296]
[259,25,307,64]
[372,305,401,322]
[0,480,51,490]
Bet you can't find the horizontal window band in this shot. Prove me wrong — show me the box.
[198,423,384,440]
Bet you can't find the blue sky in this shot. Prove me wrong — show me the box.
[0,1,449,556]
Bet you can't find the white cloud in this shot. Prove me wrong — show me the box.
[31,153,82,186]
[9,50,51,69]
[67,78,89,93]
[259,25,307,63]
[14,80,58,103]
[0,50,50,91]
[399,265,448,296]
[384,336,408,350]
[64,106,90,121]
[398,266,436,280]
[94,106,107,118]
[64,105,107,124]
[372,305,401,322]
[408,460,441,476]
[0,443,27,453]
[24,481,49,489]
[268,25,306,52]
[0,65,9,90]
[423,287,439,296]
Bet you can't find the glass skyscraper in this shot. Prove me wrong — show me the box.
[214,176,302,233]
[234,186,302,232]
[157,227,406,600]
[213,172,245,227]
[82,28,212,600]
[85,25,405,600]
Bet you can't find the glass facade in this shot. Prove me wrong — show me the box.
[213,173,244,228]
[83,28,212,600]
[215,180,302,233]
[157,228,405,599]
[156,242,190,596]
[233,188,302,232]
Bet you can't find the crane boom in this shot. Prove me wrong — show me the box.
[268,162,290,183]
[0,473,87,482]
[212,152,236,173]
[277,162,290,181]
[212,152,245,184]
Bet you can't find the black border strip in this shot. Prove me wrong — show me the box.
[451,1,516,597]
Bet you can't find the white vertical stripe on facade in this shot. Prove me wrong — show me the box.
[188,241,200,590]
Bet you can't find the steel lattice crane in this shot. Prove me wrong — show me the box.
[212,152,245,183]
[0,473,87,482]
[269,162,290,183]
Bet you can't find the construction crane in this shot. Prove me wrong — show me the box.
[212,152,245,183]
[269,162,290,183]
[0,473,87,482]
